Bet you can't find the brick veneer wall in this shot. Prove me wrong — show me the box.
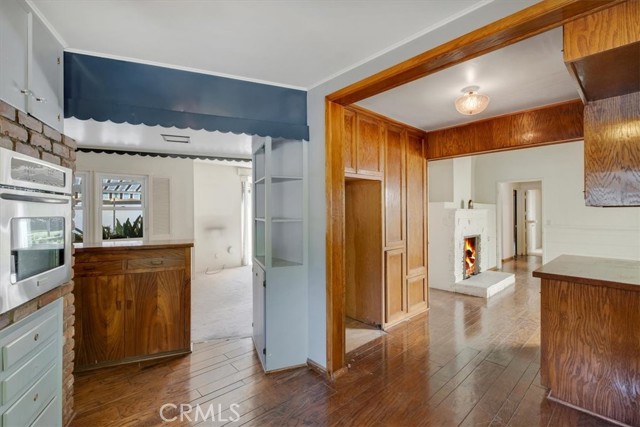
[0,100,76,426]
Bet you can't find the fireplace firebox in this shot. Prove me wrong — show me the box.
[463,235,480,279]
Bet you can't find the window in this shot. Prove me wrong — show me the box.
[98,175,146,240]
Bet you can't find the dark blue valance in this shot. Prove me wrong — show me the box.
[64,53,309,140]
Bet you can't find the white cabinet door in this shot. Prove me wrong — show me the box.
[30,13,63,131]
[252,264,266,370]
[0,0,29,112]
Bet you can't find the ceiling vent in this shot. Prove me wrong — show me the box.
[161,134,190,144]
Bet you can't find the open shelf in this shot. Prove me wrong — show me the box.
[255,217,266,222]
[254,176,265,184]
[272,176,302,182]
[272,217,302,223]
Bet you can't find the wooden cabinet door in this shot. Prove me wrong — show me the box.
[344,108,357,174]
[406,133,427,277]
[125,270,186,357]
[356,112,384,177]
[384,249,406,325]
[75,275,125,367]
[384,124,405,249]
[407,275,428,312]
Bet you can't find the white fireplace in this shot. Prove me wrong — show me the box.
[429,205,490,290]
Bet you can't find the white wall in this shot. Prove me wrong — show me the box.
[193,161,247,273]
[453,157,474,208]
[76,152,195,241]
[474,142,640,263]
[307,1,538,366]
[429,159,453,202]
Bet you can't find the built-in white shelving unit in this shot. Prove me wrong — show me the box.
[252,136,308,372]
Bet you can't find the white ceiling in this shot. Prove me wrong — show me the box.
[65,118,252,160]
[30,0,488,89]
[357,28,580,131]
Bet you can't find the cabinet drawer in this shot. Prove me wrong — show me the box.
[29,395,59,427]
[127,257,184,270]
[3,340,56,405]
[3,313,57,371]
[75,260,124,275]
[3,365,57,427]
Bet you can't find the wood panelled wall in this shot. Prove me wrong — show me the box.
[344,106,428,330]
[426,100,584,160]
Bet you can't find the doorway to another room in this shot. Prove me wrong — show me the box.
[498,180,543,266]
[191,161,254,342]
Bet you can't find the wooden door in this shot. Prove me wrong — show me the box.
[356,112,383,177]
[125,270,186,357]
[406,132,427,277]
[344,108,357,174]
[384,249,406,326]
[384,124,405,249]
[74,275,125,367]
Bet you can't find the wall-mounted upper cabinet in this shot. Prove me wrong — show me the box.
[563,1,640,103]
[344,108,384,178]
[0,0,63,131]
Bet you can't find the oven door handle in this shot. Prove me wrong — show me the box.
[0,193,69,204]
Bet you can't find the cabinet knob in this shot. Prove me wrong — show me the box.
[33,393,38,402]
[20,89,30,95]
[151,260,164,265]
[33,333,39,341]
[34,96,46,103]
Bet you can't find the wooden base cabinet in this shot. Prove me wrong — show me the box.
[74,243,192,371]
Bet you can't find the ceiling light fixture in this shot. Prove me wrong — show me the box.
[455,86,490,115]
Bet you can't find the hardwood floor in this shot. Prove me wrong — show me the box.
[72,257,616,427]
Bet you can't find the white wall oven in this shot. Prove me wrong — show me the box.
[0,148,72,314]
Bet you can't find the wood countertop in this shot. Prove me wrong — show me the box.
[74,239,194,252]
[533,255,640,292]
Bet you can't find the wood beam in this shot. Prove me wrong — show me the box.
[426,100,584,160]
[327,0,622,106]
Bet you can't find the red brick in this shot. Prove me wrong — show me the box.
[43,124,62,142]
[0,118,28,141]
[61,158,75,170]
[38,287,62,308]
[17,111,43,133]
[0,136,12,150]
[69,148,77,161]
[52,142,70,158]
[14,142,39,159]
[0,101,16,121]
[30,132,52,151]
[41,151,61,165]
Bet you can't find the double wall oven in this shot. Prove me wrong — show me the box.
[0,147,72,314]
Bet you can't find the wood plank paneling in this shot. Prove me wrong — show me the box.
[355,113,384,177]
[406,132,427,277]
[426,100,584,160]
[584,92,640,206]
[75,275,125,367]
[540,278,640,426]
[563,1,640,62]
[384,249,406,326]
[343,109,356,174]
[345,180,383,326]
[383,124,405,249]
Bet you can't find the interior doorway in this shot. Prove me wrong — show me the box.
[498,180,543,266]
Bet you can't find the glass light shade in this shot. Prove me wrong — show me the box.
[455,89,490,115]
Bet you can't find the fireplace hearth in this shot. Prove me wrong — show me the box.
[463,235,480,279]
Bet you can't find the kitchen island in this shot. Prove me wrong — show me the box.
[74,240,193,371]
[533,255,640,427]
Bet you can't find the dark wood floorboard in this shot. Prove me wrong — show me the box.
[72,257,617,427]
